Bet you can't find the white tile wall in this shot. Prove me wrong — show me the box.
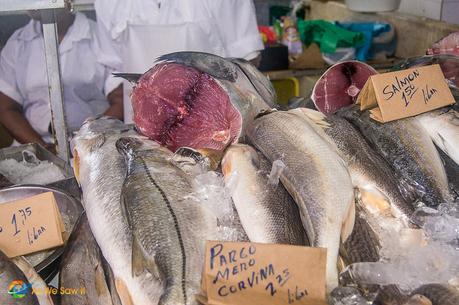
[398,0,442,19]
[397,0,459,24]
[441,1,459,24]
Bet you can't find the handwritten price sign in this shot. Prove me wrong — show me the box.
[0,192,64,258]
[358,64,455,123]
[199,242,327,305]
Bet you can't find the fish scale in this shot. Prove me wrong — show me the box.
[72,117,164,305]
[138,156,188,304]
[117,137,217,305]
[247,111,355,291]
[338,106,452,207]
[222,144,309,246]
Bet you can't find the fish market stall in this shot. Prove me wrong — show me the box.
[0,2,459,305]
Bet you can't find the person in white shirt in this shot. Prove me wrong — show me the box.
[94,0,264,123]
[0,3,123,149]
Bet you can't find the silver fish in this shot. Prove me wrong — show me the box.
[295,108,414,222]
[0,250,39,305]
[247,110,355,291]
[222,144,309,245]
[59,212,115,305]
[72,117,163,305]
[116,137,217,305]
[338,106,452,207]
[416,106,459,165]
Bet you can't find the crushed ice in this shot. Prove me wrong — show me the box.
[268,159,286,187]
[0,150,66,185]
[340,200,459,293]
[190,171,246,242]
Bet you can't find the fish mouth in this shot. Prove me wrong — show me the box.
[132,63,242,152]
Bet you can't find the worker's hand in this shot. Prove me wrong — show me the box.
[0,92,48,146]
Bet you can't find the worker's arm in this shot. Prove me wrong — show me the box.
[0,92,48,147]
[103,84,123,120]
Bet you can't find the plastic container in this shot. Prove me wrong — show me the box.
[322,47,356,65]
[345,0,401,12]
[271,77,300,106]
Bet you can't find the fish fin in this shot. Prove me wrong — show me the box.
[254,108,277,120]
[132,235,163,282]
[86,134,106,153]
[116,137,143,157]
[341,196,356,243]
[156,51,238,82]
[359,187,392,217]
[101,256,123,305]
[292,108,331,129]
[94,262,113,304]
[197,148,224,171]
[73,149,81,186]
[112,73,142,84]
[114,278,135,305]
[336,255,347,274]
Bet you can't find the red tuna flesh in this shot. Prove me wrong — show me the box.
[312,61,377,114]
[132,63,242,152]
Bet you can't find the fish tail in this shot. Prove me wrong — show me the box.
[112,73,143,84]
[116,137,143,157]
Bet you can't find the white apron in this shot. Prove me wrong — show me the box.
[121,13,225,123]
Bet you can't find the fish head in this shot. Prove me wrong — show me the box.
[222,144,259,177]
[71,117,133,183]
[229,58,277,108]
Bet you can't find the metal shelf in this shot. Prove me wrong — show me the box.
[0,0,70,164]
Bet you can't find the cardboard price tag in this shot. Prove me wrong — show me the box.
[199,241,327,305]
[357,64,455,122]
[0,192,65,257]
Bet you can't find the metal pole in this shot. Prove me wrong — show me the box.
[40,9,70,164]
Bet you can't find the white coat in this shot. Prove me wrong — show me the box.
[0,12,122,142]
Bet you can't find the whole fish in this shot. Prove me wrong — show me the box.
[11,257,54,305]
[221,144,309,245]
[116,137,217,305]
[338,106,451,207]
[411,284,459,305]
[416,106,459,165]
[72,117,163,305]
[0,250,39,305]
[115,52,276,152]
[247,111,355,291]
[59,212,115,305]
[295,108,414,222]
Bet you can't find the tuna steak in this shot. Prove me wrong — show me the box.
[312,61,377,114]
[116,52,276,152]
